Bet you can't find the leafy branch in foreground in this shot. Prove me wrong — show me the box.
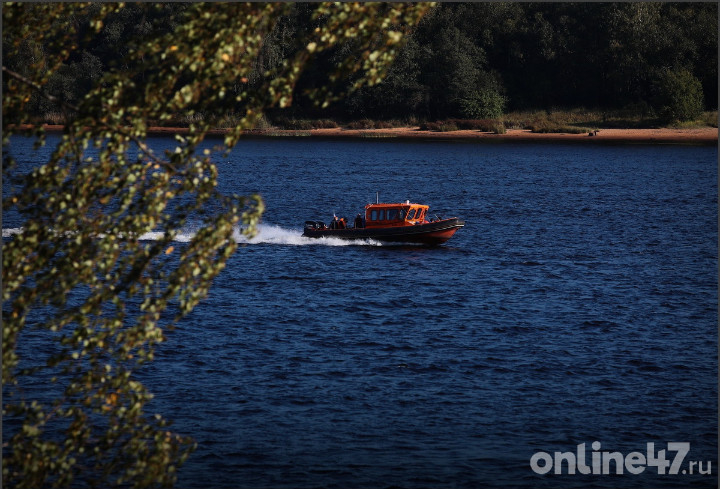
[2,3,433,488]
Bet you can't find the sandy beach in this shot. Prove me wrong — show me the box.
[156,126,719,145]
[33,124,719,145]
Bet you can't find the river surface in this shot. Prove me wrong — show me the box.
[3,135,718,488]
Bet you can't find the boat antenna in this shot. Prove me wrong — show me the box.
[376,191,379,204]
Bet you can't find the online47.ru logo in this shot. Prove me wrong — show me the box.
[530,442,713,475]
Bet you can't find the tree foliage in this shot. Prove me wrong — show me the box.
[459,88,507,120]
[3,3,715,124]
[1,2,433,488]
[344,2,716,120]
[652,68,705,122]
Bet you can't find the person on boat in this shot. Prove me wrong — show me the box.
[354,213,364,229]
[330,215,338,229]
[338,217,347,229]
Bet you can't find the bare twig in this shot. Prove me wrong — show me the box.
[3,66,80,113]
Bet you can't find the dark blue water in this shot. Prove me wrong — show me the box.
[3,136,718,488]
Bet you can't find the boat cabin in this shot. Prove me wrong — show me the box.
[363,201,429,228]
[303,199,464,244]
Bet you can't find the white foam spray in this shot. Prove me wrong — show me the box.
[2,228,23,238]
[234,224,382,247]
[3,225,382,247]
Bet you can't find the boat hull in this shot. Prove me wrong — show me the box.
[303,218,465,245]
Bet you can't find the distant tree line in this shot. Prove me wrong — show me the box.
[3,2,717,125]
[340,2,717,123]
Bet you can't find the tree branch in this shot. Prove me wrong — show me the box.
[2,65,80,113]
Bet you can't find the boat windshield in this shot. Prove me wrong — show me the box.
[367,205,426,223]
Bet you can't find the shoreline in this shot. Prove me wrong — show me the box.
[30,124,720,145]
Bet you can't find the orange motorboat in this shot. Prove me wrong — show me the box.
[303,201,465,245]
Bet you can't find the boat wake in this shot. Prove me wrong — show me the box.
[234,224,382,247]
[2,227,196,242]
[2,228,23,238]
[3,225,383,247]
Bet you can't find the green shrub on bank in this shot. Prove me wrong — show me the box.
[528,121,593,134]
[446,118,505,132]
[459,88,507,119]
[506,109,600,131]
[652,68,705,123]
[346,119,376,129]
[311,119,339,129]
[493,122,506,134]
[372,120,395,129]
[420,119,505,133]
[273,118,314,130]
[669,111,719,129]
[703,111,718,128]
[420,121,459,132]
[270,117,339,130]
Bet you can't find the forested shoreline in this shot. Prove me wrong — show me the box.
[3,2,717,128]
